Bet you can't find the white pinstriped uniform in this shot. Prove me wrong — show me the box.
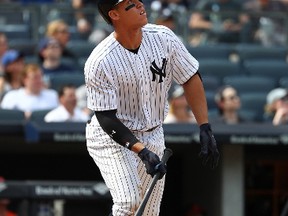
[84,23,199,216]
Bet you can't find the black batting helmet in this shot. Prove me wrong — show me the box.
[97,0,124,24]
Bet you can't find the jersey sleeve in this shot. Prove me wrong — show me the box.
[168,29,199,85]
[85,59,117,111]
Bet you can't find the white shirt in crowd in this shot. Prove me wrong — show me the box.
[0,88,58,112]
[44,105,90,122]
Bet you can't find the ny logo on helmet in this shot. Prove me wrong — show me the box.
[150,58,167,83]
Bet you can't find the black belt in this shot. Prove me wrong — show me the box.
[146,125,159,132]
[132,125,159,132]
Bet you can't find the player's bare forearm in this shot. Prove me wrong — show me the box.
[183,74,209,126]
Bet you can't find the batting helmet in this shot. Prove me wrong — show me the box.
[97,0,124,25]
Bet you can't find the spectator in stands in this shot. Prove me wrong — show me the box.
[45,19,76,60]
[150,0,190,14]
[44,83,90,122]
[211,85,246,124]
[188,0,253,46]
[71,0,95,37]
[164,84,196,123]
[0,32,8,75]
[38,37,76,77]
[0,50,25,102]
[0,63,58,119]
[244,0,288,46]
[71,0,111,44]
[155,9,176,30]
[264,88,288,125]
[154,8,184,42]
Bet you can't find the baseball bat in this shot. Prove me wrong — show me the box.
[135,148,173,216]
[280,198,288,216]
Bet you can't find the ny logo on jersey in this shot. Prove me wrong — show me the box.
[150,58,167,83]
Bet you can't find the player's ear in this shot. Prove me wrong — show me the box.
[108,9,120,23]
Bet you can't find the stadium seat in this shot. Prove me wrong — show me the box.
[202,75,221,92]
[9,39,38,56]
[0,9,31,24]
[61,57,81,70]
[234,44,288,63]
[66,40,96,59]
[29,109,52,123]
[187,43,234,61]
[78,57,88,70]
[222,75,277,95]
[49,73,85,91]
[279,76,288,89]
[205,91,217,110]
[239,92,267,122]
[0,24,31,40]
[238,110,258,122]
[199,59,242,80]
[243,60,288,83]
[0,109,25,121]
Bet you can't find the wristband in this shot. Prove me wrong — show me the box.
[200,123,211,131]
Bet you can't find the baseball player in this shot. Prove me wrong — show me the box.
[84,0,220,215]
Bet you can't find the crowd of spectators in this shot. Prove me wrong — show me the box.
[0,0,288,125]
[0,63,59,119]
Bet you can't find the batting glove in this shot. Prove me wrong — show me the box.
[199,123,220,169]
[138,148,167,179]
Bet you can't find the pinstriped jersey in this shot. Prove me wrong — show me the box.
[84,23,199,131]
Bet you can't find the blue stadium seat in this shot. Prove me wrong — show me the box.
[49,73,85,91]
[0,24,31,40]
[239,92,267,122]
[187,44,234,61]
[205,91,217,110]
[202,75,221,92]
[0,109,25,121]
[0,9,31,24]
[234,44,288,63]
[78,57,88,70]
[9,39,38,56]
[279,76,288,89]
[222,75,276,95]
[243,60,288,83]
[199,59,242,80]
[30,109,52,123]
[66,40,96,59]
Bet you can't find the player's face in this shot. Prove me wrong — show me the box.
[112,0,147,28]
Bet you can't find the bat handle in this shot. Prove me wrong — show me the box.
[135,148,173,216]
[161,148,173,164]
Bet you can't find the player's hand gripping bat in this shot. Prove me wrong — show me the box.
[135,148,173,216]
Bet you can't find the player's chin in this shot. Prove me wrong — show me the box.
[140,18,148,26]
